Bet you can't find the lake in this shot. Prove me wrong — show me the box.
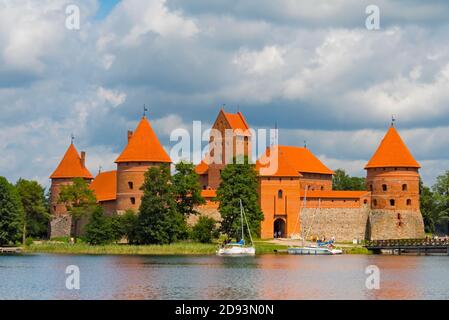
[0,254,448,300]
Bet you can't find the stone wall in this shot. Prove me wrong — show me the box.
[368,209,425,240]
[50,214,72,238]
[300,207,370,242]
[189,203,221,226]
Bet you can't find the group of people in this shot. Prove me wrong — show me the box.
[273,231,283,239]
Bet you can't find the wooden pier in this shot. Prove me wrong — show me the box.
[0,247,22,254]
[365,239,449,255]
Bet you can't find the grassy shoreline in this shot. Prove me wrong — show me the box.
[22,240,370,255]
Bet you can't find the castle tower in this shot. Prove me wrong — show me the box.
[365,125,425,240]
[49,143,93,237]
[115,116,171,213]
[198,109,252,190]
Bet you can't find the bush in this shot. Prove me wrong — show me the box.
[84,207,114,245]
[25,237,34,246]
[191,216,218,243]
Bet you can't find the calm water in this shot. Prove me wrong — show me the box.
[1,254,449,300]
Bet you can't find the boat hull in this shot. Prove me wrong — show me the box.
[288,247,343,255]
[217,247,256,256]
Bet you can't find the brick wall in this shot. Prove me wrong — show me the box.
[369,209,425,240]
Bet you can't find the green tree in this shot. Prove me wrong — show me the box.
[430,172,449,233]
[420,179,436,233]
[191,216,218,243]
[217,158,263,240]
[332,169,366,191]
[172,161,205,217]
[0,177,23,246]
[58,178,98,242]
[135,166,185,244]
[16,179,50,243]
[116,210,138,244]
[84,206,114,245]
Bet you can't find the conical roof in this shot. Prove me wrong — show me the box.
[365,126,420,169]
[115,116,171,163]
[50,144,93,179]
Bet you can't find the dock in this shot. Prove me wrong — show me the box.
[365,239,449,255]
[0,247,22,254]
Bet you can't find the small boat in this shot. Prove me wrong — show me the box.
[217,199,256,256]
[288,192,343,256]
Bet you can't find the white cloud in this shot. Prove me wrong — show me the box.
[96,87,127,107]
[233,46,285,75]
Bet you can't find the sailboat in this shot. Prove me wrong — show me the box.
[288,188,343,255]
[217,199,256,256]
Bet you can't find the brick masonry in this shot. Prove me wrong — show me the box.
[369,209,425,240]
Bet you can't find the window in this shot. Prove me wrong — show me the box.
[407,199,412,206]
[370,184,373,191]
[402,184,408,191]
[397,213,401,220]
[373,199,378,206]
[53,206,56,211]
[278,190,283,199]
[321,186,324,191]
[128,181,134,190]
[382,184,387,191]
[390,199,395,206]
[130,197,136,205]
[364,200,368,204]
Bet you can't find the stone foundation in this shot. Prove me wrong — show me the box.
[300,207,370,242]
[368,209,425,240]
[50,215,72,238]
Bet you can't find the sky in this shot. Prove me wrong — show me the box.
[1,0,449,188]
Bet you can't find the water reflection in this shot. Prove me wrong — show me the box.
[0,254,448,300]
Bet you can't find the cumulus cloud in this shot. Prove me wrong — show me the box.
[1,0,449,188]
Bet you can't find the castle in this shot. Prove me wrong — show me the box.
[49,109,425,241]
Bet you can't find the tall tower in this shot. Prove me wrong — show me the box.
[49,143,93,237]
[365,125,425,240]
[115,116,171,213]
[204,109,252,189]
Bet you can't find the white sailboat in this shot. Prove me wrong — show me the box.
[217,199,256,256]
[288,189,343,256]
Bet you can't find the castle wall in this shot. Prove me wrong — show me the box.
[190,200,221,226]
[300,207,370,242]
[299,173,333,191]
[369,209,425,240]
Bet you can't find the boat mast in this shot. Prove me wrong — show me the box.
[240,199,244,242]
[242,203,254,246]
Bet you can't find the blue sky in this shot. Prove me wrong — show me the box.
[1,0,449,188]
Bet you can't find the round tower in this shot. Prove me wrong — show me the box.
[49,143,93,237]
[115,116,171,214]
[365,125,424,240]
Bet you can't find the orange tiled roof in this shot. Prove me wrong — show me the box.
[195,160,209,175]
[222,111,250,135]
[50,144,93,179]
[90,170,117,202]
[257,146,302,177]
[300,190,369,199]
[201,189,217,198]
[257,145,334,177]
[365,126,420,169]
[115,117,171,163]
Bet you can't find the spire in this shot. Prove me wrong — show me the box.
[391,114,396,127]
[143,104,148,118]
[115,116,171,163]
[365,126,420,169]
[50,143,93,179]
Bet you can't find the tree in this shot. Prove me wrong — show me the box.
[191,216,218,243]
[430,172,449,234]
[84,206,114,245]
[16,179,50,243]
[135,166,185,244]
[332,169,366,191]
[420,179,436,233]
[58,178,98,242]
[217,158,263,240]
[0,177,23,246]
[115,210,138,244]
[172,161,205,217]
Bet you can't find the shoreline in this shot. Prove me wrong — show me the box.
[19,241,371,256]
